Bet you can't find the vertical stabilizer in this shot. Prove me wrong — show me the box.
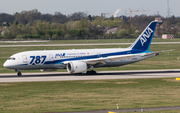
[130,21,158,51]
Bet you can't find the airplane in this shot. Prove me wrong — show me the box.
[3,21,166,76]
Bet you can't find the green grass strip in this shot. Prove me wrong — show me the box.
[0,78,180,112]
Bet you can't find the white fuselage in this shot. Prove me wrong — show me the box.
[3,48,155,70]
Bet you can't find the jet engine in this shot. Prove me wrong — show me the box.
[66,61,87,73]
[40,69,58,72]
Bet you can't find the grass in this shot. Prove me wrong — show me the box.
[0,38,180,45]
[0,78,180,112]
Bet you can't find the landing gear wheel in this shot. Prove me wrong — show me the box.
[17,72,22,76]
[86,70,97,75]
[87,71,92,75]
[92,71,96,75]
[15,69,22,76]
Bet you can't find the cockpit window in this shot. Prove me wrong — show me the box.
[8,57,16,60]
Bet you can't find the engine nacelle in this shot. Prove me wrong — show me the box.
[40,69,58,72]
[66,61,87,73]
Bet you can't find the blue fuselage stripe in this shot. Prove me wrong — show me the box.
[43,49,147,65]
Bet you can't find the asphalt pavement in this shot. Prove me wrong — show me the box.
[0,69,180,83]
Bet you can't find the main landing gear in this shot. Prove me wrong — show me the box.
[15,69,22,76]
[86,66,97,75]
[86,70,97,75]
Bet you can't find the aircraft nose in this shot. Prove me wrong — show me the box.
[3,60,11,68]
[3,60,8,68]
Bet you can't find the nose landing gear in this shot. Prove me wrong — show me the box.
[15,69,22,76]
[17,72,22,76]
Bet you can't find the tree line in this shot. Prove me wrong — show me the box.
[1,9,180,40]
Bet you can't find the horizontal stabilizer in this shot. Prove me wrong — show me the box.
[142,49,174,56]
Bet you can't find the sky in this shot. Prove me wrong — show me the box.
[0,0,179,17]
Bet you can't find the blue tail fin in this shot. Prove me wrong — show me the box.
[130,21,158,51]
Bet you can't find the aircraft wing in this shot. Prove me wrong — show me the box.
[63,54,135,65]
[63,50,173,65]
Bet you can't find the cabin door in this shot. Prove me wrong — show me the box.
[49,54,54,61]
[22,55,28,63]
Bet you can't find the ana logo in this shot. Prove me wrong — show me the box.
[55,53,66,57]
[140,27,153,46]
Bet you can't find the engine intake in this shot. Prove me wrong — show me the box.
[67,61,87,73]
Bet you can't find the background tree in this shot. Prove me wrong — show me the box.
[1,9,180,39]
[15,9,41,25]
[69,12,86,21]
[0,13,14,25]
[51,12,67,23]
[91,17,105,27]
[117,29,128,37]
